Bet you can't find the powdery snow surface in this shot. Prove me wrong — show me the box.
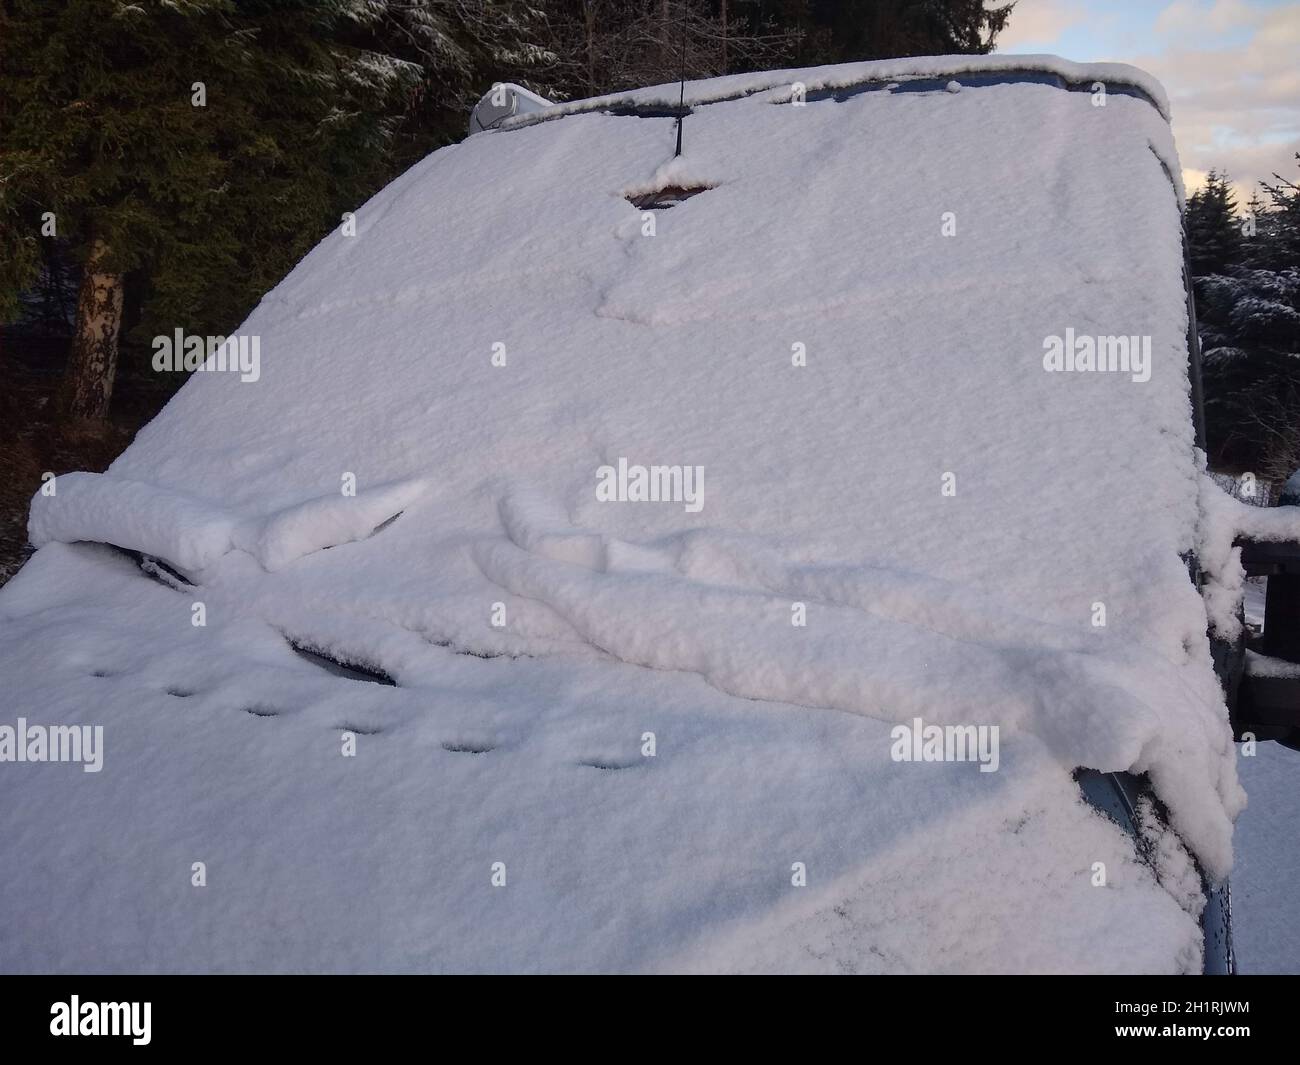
[1233,742,1300,973]
[0,55,1258,972]
[0,544,1205,973]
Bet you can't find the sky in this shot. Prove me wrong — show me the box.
[995,0,1300,202]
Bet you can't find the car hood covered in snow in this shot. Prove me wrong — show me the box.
[0,55,1253,973]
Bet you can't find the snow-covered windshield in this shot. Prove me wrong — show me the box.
[7,55,1257,973]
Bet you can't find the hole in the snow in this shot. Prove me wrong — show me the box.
[102,544,194,589]
[317,510,404,554]
[578,758,640,771]
[442,741,495,755]
[371,510,403,534]
[626,184,713,211]
[166,688,196,698]
[138,553,194,588]
[429,638,518,660]
[90,670,116,678]
[338,723,382,736]
[243,705,281,718]
[286,639,396,686]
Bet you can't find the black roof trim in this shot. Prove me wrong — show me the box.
[802,69,1157,108]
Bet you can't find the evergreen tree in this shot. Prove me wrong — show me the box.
[0,0,425,421]
[2,0,236,419]
[1186,170,1243,276]
[1253,153,1300,273]
[542,1,798,98]
[358,1,561,172]
[538,1,1013,101]
[792,0,1014,64]
[1194,161,1300,475]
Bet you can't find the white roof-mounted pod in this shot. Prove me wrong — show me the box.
[469,82,554,135]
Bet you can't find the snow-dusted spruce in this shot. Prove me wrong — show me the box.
[0,55,1251,973]
[0,0,437,422]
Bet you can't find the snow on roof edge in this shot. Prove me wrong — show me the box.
[499,54,1171,129]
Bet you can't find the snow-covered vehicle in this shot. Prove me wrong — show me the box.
[4,54,1300,974]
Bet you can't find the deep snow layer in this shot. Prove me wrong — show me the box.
[0,543,1203,972]
[1,55,1271,969]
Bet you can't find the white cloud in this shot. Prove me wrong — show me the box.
[994,0,1086,51]
[1154,0,1257,40]
[1137,4,1300,197]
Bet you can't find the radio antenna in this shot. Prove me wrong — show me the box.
[674,6,687,156]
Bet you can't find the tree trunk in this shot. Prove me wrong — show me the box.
[59,237,124,422]
[721,0,728,73]
[661,0,673,68]
[584,1,597,96]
